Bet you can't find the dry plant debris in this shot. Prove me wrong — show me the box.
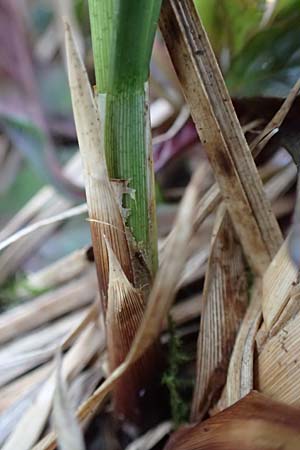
[0,2,300,450]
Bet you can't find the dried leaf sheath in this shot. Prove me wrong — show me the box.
[105,240,160,422]
[64,22,133,310]
[191,209,247,421]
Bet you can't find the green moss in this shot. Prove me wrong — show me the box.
[162,316,191,428]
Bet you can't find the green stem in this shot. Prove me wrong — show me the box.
[88,0,161,276]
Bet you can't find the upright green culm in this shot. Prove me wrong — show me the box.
[88,0,162,278]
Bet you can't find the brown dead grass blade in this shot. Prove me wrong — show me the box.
[159,0,282,275]
[52,353,86,450]
[191,208,248,421]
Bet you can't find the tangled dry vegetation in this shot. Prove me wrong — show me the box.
[1,1,300,449]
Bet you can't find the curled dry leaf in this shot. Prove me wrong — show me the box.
[53,353,86,450]
[216,281,262,412]
[256,283,300,406]
[165,391,300,450]
[191,208,248,421]
[262,237,298,332]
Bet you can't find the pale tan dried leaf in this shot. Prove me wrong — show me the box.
[165,391,300,450]
[217,281,262,411]
[0,154,82,285]
[264,162,296,202]
[0,361,50,416]
[33,163,204,450]
[25,247,92,292]
[191,209,248,421]
[68,361,104,411]
[64,21,133,309]
[3,323,102,450]
[160,0,282,275]
[250,78,300,158]
[262,237,298,331]
[125,421,173,450]
[0,204,88,252]
[168,296,201,328]
[257,287,300,406]
[0,270,97,344]
[53,353,86,450]
[0,309,85,364]
[0,347,56,388]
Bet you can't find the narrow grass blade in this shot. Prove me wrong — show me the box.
[160,0,282,275]
[52,353,86,450]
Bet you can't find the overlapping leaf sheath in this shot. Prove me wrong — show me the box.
[191,209,247,421]
[106,241,159,422]
[65,21,133,310]
[165,391,300,450]
[64,22,159,421]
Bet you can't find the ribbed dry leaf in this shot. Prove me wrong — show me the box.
[64,21,133,310]
[165,391,300,450]
[262,237,298,331]
[105,239,160,422]
[160,0,282,275]
[191,208,248,421]
[52,353,86,450]
[256,285,300,406]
